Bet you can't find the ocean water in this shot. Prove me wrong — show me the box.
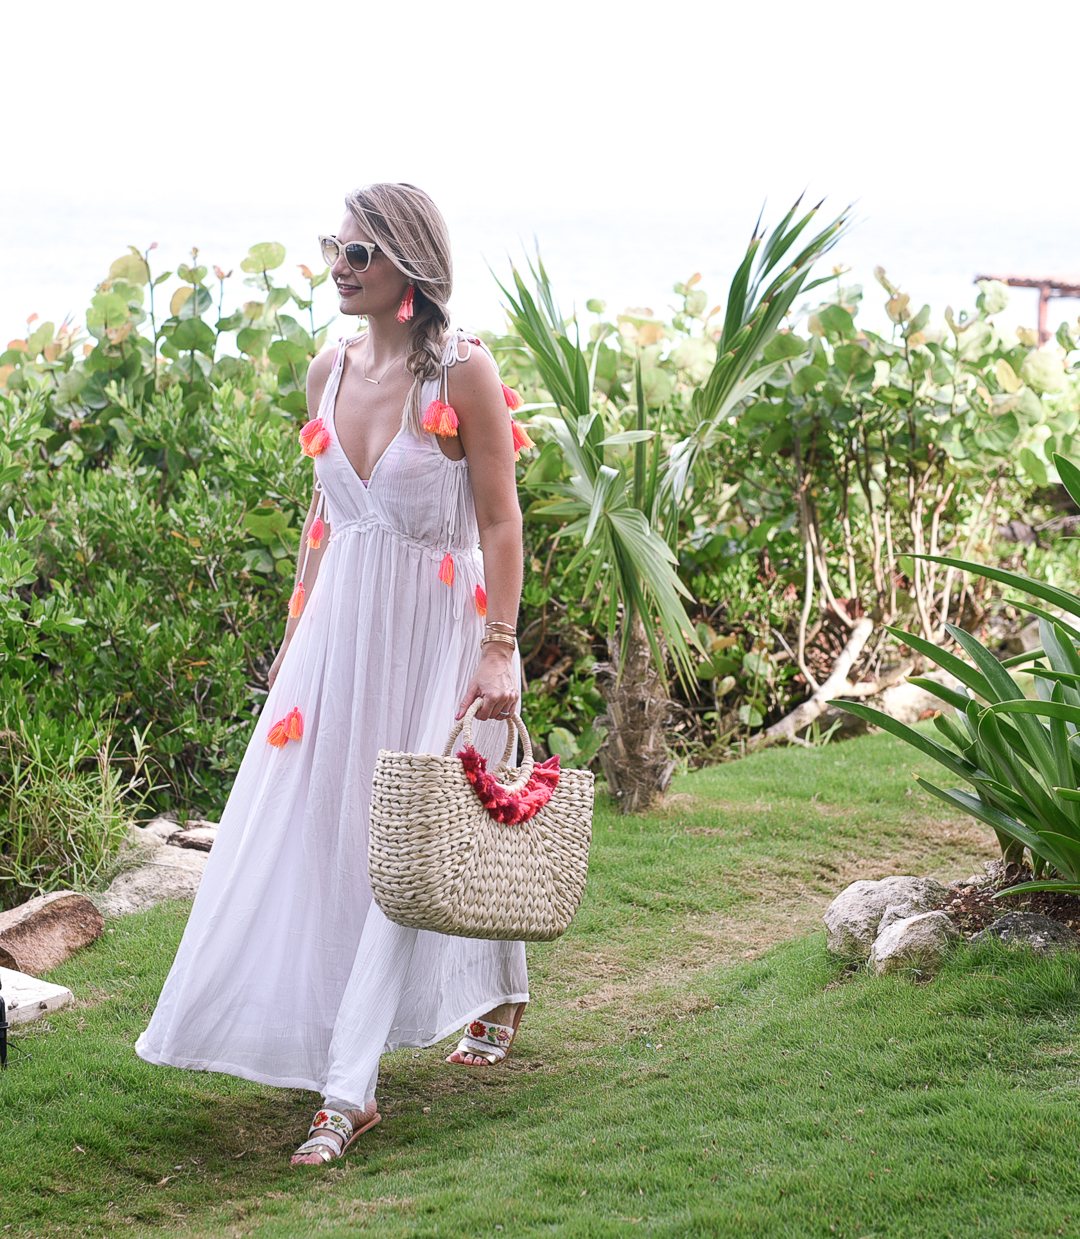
[3,198,1079,354]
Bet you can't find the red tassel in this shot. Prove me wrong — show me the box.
[501,383,523,411]
[422,399,459,437]
[439,553,455,587]
[307,516,324,549]
[299,417,331,456]
[288,582,305,617]
[475,585,487,616]
[396,284,415,323]
[510,418,535,459]
[267,718,288,748]
[285,706,304,741]
[458,746,560,824]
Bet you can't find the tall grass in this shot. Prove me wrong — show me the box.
[0,723,151,910]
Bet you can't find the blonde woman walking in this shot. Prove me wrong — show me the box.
[137,183,531,1164]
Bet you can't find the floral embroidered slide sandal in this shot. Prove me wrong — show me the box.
[445,1003,526,1067]
[290,1105,381,1165]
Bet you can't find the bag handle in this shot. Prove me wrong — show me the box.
[442,699,536,794]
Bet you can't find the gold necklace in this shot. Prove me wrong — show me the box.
[362,343,408,385]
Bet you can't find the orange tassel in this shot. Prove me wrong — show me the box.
[289,582,305,617]
[439,553,455,587]
[511,418,535,459]
[307,516,324,549]
[475,585,487,616]
[267,718,288,748]
[396,284,415,323]
[422,399,459,437]
[285,706,304,741]
[501,383,523,411]
[299,417,331,456]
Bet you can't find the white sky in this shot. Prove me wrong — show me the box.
[3,0,1079,343]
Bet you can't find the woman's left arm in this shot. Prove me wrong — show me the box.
[451,351,524,722]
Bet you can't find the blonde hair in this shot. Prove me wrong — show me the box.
[344,183,452,435]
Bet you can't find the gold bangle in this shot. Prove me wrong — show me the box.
[481,632,517,650]
[484,621,516,634]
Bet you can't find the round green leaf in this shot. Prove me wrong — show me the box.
[791,363,826,396]
[268,339,307,365]
[178,287,214,321]
[241,242,286,273]
[109,253,150,285]
[171,319,217,357]
[237,327,272,357]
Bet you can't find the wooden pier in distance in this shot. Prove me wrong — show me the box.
[974,274,1080,345]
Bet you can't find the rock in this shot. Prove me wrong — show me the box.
[1002,620,1042,657]
[0,891,104,973]
[971,912,1080,954]
[824,876,948,958]
[877,671,961,725]
[167,825,217,852]
[94,844,207,917]
[0,965,73,1025]
[135,815,182,844]
[870,911,959,975]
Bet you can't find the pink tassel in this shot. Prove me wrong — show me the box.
[422,399,459,437]
[267,718,288,748]
[396,284,415,323]
[299,417,331,456]
[284,706,304,741]
[307,516,324,549]
[288,582,305,617]
[475,585,487,616]
[439,553,455,587]
[511,419,535,459]
[501,383,523,411]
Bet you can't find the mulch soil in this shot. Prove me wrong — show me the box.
[936,864,1080,937]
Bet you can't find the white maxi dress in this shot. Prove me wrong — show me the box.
[136,334,529,1106]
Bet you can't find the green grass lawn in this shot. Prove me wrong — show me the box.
[3,731,1078,1238]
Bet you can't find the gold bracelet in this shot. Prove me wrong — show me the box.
[484,621,516,634]
[481,632,517,650]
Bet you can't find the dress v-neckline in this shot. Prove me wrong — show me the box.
[329,335,407,490]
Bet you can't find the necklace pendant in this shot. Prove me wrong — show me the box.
[363,377,380,385]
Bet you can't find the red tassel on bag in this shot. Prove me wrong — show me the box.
[475,585,487,616]
[299,417,331,456]
[422,399,459,436]
[510,419,535,459]
[458,747,560,824]
[439,553,455,586]
[288,583,305,617]
[501,383,523,411]
[396,284,415,323]
[284,707,304,741]
[307,517,324,549]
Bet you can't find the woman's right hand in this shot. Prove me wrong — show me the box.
[268,642,289,690]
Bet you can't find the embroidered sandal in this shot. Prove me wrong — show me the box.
[446,1003,526,1066]
[290,1105,381,1165]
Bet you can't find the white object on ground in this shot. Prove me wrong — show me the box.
[0,965,73,1025]
[823,876,947,959]
[870,910,959,975]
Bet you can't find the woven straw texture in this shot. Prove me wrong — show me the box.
[369,704,594,941]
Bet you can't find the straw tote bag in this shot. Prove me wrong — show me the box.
[368,701,594,941]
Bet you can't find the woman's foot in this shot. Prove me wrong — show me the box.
[290,1102,380,1165]
[445,1002,526,1066]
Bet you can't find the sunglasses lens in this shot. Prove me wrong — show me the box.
[344,243,371,272]
[320,237,338,266]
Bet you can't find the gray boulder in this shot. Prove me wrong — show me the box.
[94,844,208,917]
[824,876,948,958]
[870,911,959,975]
[972,912,1080,954]
[0,965,73,1026]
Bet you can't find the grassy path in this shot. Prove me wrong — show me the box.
[5,732,1079,1238]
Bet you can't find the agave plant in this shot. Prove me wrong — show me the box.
[836,453,1080,896]
[500,198,849,810]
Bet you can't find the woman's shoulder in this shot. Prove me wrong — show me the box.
[439,331,499,381]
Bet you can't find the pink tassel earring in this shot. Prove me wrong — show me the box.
[396,284,415,323]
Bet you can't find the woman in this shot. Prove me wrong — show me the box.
[137,183,530,1165]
